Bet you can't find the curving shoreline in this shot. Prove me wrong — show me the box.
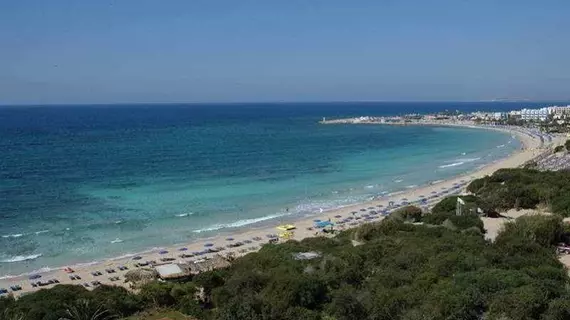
[0,123,560,296]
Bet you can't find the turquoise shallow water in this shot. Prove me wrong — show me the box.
[0,103,521,275]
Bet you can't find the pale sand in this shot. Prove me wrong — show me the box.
[0,125,559,296]
[482,208,550,241]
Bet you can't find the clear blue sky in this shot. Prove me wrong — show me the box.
[1,0,569,104]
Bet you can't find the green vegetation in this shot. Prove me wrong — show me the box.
[467,168,570,216]
[6,168,570,320]
[2,208,570,320]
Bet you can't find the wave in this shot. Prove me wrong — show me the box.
[454,157,481,162]
[192,213,288,233]
[439,157,482,169]
[176,212,193,217]
[2,233,24,238]
[394,179,403,183]
[496,144,506,148]
[439,161,464,168]
[111,238,123,244]
[406,185,417,189]
[0,266,53,280]
[34,230,50,235]
[0,253,42,263]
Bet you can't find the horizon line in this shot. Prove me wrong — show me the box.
[2,99,570,108]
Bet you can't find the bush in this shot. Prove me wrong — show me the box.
[495,215,563,247]
[3,204,570,320]
[467,168,570,215]
[390,206,423,222]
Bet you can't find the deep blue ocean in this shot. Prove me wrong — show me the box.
[0,101,561,275]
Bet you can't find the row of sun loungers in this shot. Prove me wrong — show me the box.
[31,279,60,287]
[0,286,21,294]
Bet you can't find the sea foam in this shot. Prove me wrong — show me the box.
[2,233,24,239]
[192,213,288,233]
[0,253,43,263]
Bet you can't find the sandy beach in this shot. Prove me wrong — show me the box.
[0,124,561,296]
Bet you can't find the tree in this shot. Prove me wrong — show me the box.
[326,285,367,320]
[138,282,176,308]
[59,299,114,320]
[89,285,141,317]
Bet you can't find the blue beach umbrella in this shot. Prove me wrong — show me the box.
[178,247,188,251]
[159,250,168,254]
[204,243,214,247]
[313,219,321,222]
[334,215,342,218]
[226,237,234,241]
[29,274,41,280]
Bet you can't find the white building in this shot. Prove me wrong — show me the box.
[493,112,505,120]
[520,108,550,121]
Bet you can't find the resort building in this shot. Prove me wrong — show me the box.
[520,108,550,121]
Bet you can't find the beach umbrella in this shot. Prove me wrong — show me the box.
[351,211,358,214]
[367,207,374,210]
[178,247,188,251]
[226,237,234,241]
[377,204,384,207]
[360,208,366,212]
[419,195,425,198]
[441,187,447,190]
[313,219,321,222]
[159,250,168,254]
[204,243,214,247]
[334,215,342,218]
[132,256,142,260]
[431,191,437,194]
[29,274,41,280]
[401,198,408,201]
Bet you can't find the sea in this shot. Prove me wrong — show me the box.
[0,101,561,276]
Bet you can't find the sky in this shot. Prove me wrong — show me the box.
[1,0,569,104]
